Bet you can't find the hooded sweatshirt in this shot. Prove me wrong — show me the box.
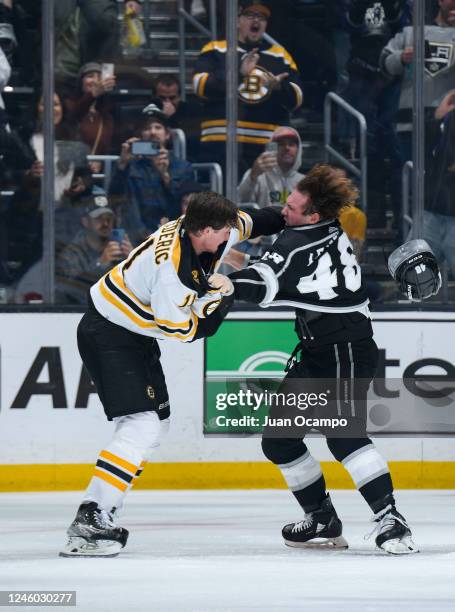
[237,126,304,208]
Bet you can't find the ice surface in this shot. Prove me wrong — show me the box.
[0,490,454,611]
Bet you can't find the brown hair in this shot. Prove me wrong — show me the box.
[184,191,238,233]
[296,164,359,220]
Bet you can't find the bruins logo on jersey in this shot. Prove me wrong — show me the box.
[238,66,273,104]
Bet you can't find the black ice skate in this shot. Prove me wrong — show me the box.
[282,494,348,549]
[369,501,419,555]
[59,501,129,557]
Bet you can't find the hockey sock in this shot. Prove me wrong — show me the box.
[111,460,147,515]
[341,443,394,511]
[82,411,165,512]
[83,449,143,512]
[278,450,328,513]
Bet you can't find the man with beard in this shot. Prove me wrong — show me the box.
[193,1,303,176]
[56,193,133,304]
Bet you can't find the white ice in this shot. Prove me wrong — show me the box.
[1,490,454,612]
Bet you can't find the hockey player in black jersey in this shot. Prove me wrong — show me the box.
[221,164,419,554]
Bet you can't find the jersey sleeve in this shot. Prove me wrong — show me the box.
[193,42,228,99]
[229,240,288,305]
[228,207,285,248]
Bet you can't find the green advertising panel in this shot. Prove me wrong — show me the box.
[205,319,295,435]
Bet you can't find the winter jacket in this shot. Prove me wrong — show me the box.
[108,153,193,239]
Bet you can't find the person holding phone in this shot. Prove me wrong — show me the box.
[109,103,194,241]
[238,126,304,208]
[64,62,116,159]
[56,192,133,304]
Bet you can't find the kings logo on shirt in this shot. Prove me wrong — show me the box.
[425,42,453,76]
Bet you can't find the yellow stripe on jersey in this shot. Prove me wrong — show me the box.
[99,276,157,329]
[201,40,227,53]
[237,210,253,241]
[265,45,298,70]
[99,450,139,475]
[156,319,198,341]
[201,119,278,130]
[155,316,193,330]
[201,134,271,144]
[94,468,128,492]
[171,234,181,272]
[197,73,209,98]
[289,82,304,110]
[111,265,154,314]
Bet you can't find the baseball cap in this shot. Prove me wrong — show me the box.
[142,102,169,127]
[238,1,271,18]
[84,193,114,219]
[272,126,299,143]
[79,62,102,78]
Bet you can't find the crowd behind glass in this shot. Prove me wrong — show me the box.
[0,0,454,306]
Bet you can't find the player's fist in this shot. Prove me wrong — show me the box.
[208,273,233,295]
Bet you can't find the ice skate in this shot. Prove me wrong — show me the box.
[369,502,419,555]
[59,502,129,557]
[282,494,348,549]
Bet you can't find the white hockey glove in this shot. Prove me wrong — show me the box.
[207,273,234,295]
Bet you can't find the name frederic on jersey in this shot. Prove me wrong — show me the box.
[155,220,179,264]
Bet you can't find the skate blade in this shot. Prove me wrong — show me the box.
[59,537,122,558]
[284,535,349,550]
[378,536,419,555]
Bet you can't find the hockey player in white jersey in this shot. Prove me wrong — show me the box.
[60,191,284,557]
[225,165,421,555]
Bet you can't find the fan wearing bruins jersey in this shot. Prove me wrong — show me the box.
[60,191,284,558]
[226,165,418,554]
[193,1,303,172]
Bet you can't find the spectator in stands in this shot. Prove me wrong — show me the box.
[341,0,411,229]
[55,0,119,85]
[380,0,455,163]
[64,62,116,162]
[56,192,133,304]
[237,126,303,207]
[56,166,103,252]
[24,90,88,202]
[154,74,203,161]
[193,0,303,176]
[423,88,455,277]
[109,103,193,240]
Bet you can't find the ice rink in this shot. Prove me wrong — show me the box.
[1,489,454,612]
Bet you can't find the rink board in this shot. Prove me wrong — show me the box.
[0,311,454,490]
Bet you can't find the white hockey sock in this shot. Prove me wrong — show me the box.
[277,450,323,492]
[342,443,390,490]
[83,411,168,512]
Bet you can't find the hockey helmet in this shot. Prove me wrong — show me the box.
[388,239,441,302]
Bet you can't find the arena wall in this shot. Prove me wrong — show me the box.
[0,311,454,491]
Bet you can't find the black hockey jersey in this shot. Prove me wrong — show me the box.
[230,218,370,314]
[193,39,303,145]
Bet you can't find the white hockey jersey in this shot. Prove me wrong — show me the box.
[90,211,256,342]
